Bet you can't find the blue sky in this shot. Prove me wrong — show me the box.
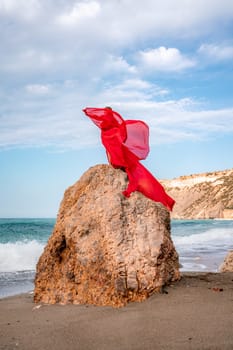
[0,0,233,217]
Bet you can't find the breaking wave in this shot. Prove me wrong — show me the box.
[172,227,233,253]
[0,240,45,273]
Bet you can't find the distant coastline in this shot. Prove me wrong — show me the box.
[162,168,233,219]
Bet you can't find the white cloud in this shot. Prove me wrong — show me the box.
[1,76,233,150]
[138,47,196,72]
[198,43,233,61]
[86,0,233,44]
[100,79,169,104]
[1,1,232,78]
[1,48,71,75]
[0,1,233,150]
[0,0,40,20]
[25,84,51,94]
[103,55,136,75]
[57,1,100,26]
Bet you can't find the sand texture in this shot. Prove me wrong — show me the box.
[0,273,233,350]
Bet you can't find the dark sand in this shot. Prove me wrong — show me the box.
[0,273,233,350]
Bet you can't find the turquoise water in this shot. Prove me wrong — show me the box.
[0,218,55,244]
[0,218,232,298]
[0,218,55,298]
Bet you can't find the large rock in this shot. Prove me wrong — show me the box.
[219,251,233,272]
[34,164,180,307]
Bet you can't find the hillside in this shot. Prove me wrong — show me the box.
[162,169,233,219]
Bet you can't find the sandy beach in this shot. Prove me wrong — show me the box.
[0,272,232,350]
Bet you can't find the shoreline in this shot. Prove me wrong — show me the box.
[1,272,233,350]
[0,270,227,301]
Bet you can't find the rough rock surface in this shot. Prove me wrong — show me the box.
[220,251,233,272]
[34,164,180,307]
[162,169,233,219]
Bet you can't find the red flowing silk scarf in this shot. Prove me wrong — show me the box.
[83,107,175,211]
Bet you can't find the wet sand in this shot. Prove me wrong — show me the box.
[0,272,233,350]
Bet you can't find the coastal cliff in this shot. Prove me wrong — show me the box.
[162,168,233,219]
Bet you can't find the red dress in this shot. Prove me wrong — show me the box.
[83,107,175,211]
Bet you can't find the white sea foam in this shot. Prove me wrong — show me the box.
[180,262,207,271]
[173,228,233,251]
[172,226,233,272]
[0,240,45,272]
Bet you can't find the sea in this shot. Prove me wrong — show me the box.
[0,218,232,299]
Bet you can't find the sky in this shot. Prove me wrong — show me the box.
[0,0,233,217]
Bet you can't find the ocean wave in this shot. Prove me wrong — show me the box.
[173,227,233,252]
[0,240,45,273]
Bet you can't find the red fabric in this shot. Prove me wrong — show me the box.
[83,107,175,211]
[124,120,149,159]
